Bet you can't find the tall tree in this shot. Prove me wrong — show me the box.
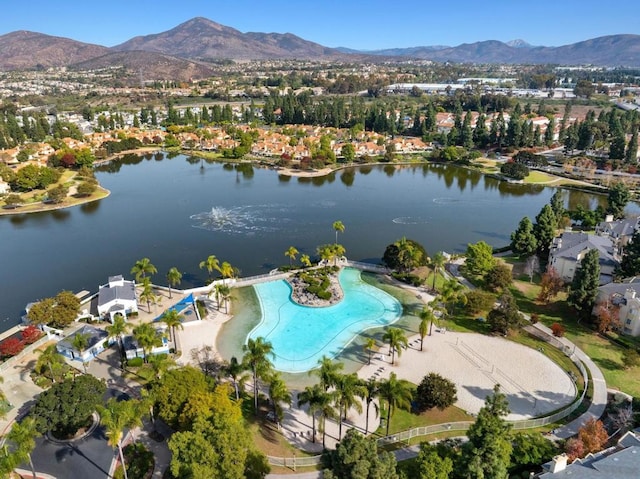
[166,267,182,299]
[617,230,640,279]
[312,356,344,391]
[626,130,638,163]
[568,249,601,320]
[510,217,538,258]
[105,314,131,361]
[465,241,496,277]
[6,417,39,479]
[549,190,565,222]
[242,337,275,414]
[132,322,162,363]
[199,255,220,282]
[379,373,413,437]
[364,337,376,365]
[332,220,345,244]
[160,308,184,346]
[462,384,512,479]
[219,261,235,283]
[382,327,408,365]
[606,182,630,220]
[360,377,380,435]
[419,308,435,349]
[130,257,157,282]
[284,246,299,267]
[267,372,291,425]
[298,384,326,444]
[430,251,446,291]
[334,373,364,440]
[534,204,558,255]
[98,398,135,479]
[225,356,248,401]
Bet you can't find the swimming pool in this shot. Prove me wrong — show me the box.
[248,268,402,373]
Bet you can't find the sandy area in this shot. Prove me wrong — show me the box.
[358,330,576,421]
[174,297,233,366]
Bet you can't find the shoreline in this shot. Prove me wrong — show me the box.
[0,186,111,217]
[0,147,161,217]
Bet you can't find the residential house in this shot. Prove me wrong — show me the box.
[548,232,619,285]
[536,429,640,478]
[97,275,138,322]
[56,325,112,362]
[595,278,640,336]
[595,215,639,255]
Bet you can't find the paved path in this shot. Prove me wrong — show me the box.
[529,322,608,440]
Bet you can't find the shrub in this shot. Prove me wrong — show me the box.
[114,443,154,479]
[127,357,144,367]
[414,373,457,412]
[21,325,42,344]
[530,313,539,324]
[0,337,25,357]
[551,323,565,337]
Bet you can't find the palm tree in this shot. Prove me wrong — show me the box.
[334,373,364,439]
[382,327,408,365]
[166,267,182,299]
[226,356,248,401]
[199,255,220,282]
[298,384,326,444]
[419,308,435,349]
[36,344,64,383]
[332,220,345,244]
[364,337,376,365]
[361,377,380,435]
[311,356,344,391]
[217,284,231,313]
[379,372,413,437]
[285,246,299,267]
[242,337,275,414]
[130,257,157,283]
[98,398,133,479]
[332,243,346,265]
[300,254,312,268]
[139,278,157,313]
[219,261,235,284]
[317,390,338,449]
[441,279,467,316]
[430,251,446,291]
[106,314,131,359]
[132,323,161,363]
[160,308,184,346]
[72,332,90,372]
[267,372,291,425]
[7,417,39,479]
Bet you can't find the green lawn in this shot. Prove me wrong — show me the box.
[376,404,474,437]
[510,278,640,397]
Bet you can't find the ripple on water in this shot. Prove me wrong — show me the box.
[190,205,287,234]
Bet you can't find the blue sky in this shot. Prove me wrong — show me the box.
[1,0,637,50]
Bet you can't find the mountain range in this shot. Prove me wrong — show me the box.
[0,17,638,80]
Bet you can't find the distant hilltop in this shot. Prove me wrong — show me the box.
[0,17,639,71]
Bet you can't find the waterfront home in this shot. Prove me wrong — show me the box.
[595,278,640,336]
[97,275,138,322]
[56,325,112,362]
[537,429,640,478]
[548,232,618,285]
[595,215,640,255]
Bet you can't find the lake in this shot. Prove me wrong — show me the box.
[0,153,609,332]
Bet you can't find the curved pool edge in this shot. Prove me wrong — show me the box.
[247,267,403,374]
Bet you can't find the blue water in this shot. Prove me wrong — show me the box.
[248,268,402,373]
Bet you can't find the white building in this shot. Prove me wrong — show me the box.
[97,275,138,322]
[548,232,618,285]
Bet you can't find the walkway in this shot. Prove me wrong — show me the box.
[529,322,608,440]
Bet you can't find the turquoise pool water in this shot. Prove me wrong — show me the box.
[248,268,402,373]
